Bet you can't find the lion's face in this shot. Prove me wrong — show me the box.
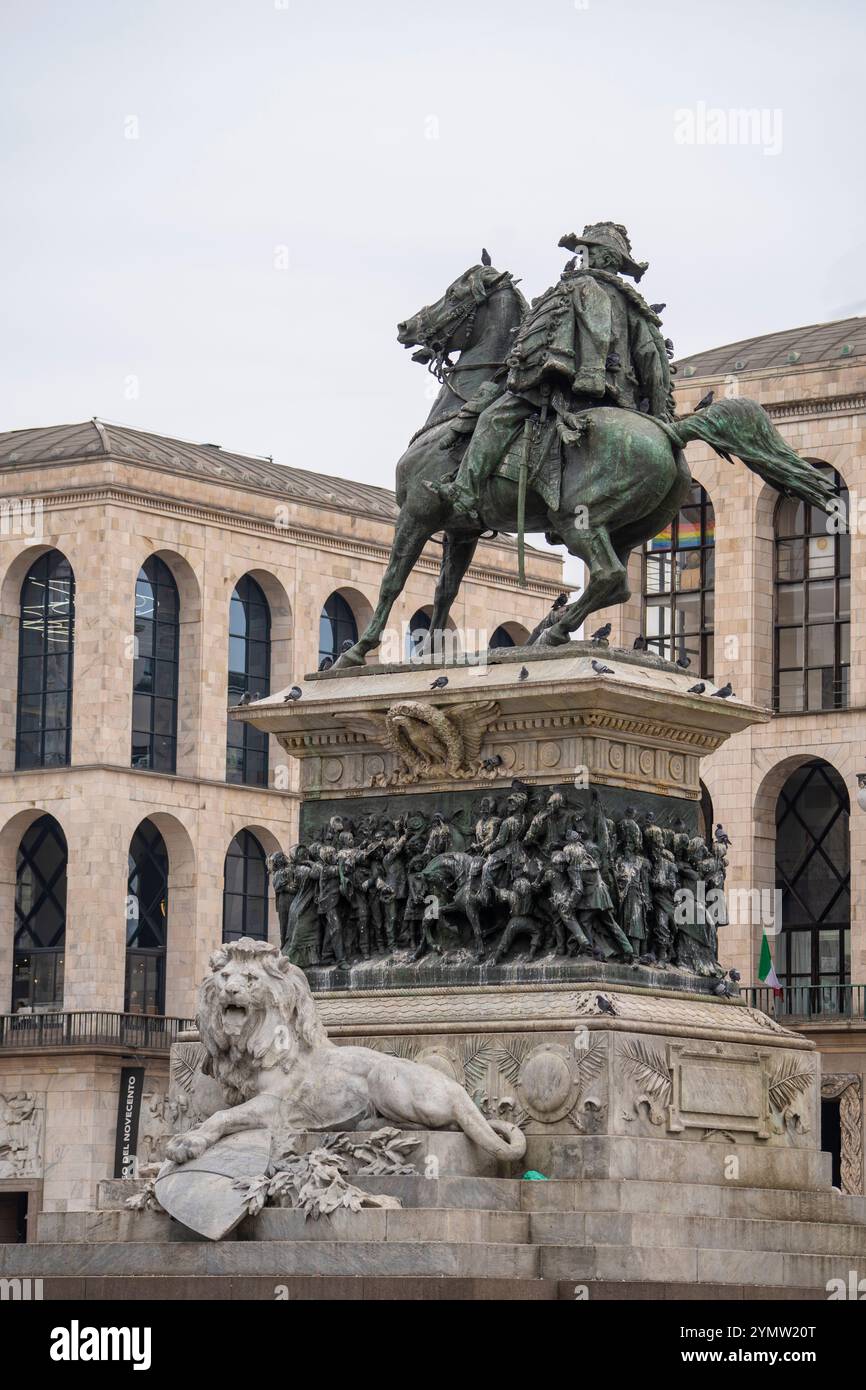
[209,959,272,1038]
[198,938,328,1076]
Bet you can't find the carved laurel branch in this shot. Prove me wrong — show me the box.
[619,1038,673,1126]
[768,1057,814,1114]
[171,1042,204,1094]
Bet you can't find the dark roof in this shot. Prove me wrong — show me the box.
[675,316,866,378]
[0,420,399,518]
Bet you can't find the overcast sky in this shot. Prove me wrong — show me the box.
[2,0,864,506]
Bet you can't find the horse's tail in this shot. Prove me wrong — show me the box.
[662,397,836,512]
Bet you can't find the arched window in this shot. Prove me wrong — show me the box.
[131,558,179,772]
[405,608,431,662]
[126,820,168,1014]
[319,592,357,665]
[13,815,67,1010]
[775,760,850,1015]
[642,483,715,676]
[774,468,849,712]
[16,551,75,770]
[226,576,271,786]
[490,625,516,649]
[222,830,269,942]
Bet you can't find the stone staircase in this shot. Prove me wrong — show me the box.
[2,1131,863,1300]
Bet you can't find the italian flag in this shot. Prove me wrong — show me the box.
[758,930,782,997]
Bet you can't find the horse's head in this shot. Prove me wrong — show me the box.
[396,251,522,375]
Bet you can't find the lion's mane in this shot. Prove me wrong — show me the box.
[197,938,328,1104]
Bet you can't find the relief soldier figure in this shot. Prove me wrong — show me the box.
[273,789,729,983]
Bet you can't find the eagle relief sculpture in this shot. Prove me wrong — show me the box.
[338,698,499,786]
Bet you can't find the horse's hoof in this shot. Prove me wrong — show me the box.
[333,646,367,669]
[535,623,569,648]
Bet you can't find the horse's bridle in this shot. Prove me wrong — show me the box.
[414,271,514,393]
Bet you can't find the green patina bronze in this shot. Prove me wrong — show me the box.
[334,223,835,669]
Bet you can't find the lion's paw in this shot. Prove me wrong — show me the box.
[166,1131,210,1165]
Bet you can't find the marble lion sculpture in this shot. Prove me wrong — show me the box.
[165,938,526,1164]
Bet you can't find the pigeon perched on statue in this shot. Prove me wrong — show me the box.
[687,682,706,694]
[284,686,302,702]
[591,659,615,676]
[590,622,611,642]
[714,824,732,848]
[430,675,449,691]
[711,682,733,699]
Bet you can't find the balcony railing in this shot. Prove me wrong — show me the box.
[0,1010,195,1053]
[747,983,866,1023]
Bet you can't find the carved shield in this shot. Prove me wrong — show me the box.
[154,1129,272,1240]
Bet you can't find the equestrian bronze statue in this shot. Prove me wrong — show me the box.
[334,222,834,669]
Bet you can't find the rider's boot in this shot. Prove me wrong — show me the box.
[423,476,481,523]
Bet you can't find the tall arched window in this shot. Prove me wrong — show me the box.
[405,608,431,662]
[319,592,357,665]
[131,558,179,772]
[643,483,715,676]
[13,815,67,1010]
[776,759,850,1015]
[16,551,75,770]
[126,820,168,1014]
[226,576,271,786]
[222,830,269,943]
[774,469,849,712]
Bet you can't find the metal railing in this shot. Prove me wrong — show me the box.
[0,1010,195,1052]
[748,983,866,1023]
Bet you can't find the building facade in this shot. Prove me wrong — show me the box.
[0,419,561,1218]
[592,315,866,1191]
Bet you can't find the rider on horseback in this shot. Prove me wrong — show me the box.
[426,222,673,523]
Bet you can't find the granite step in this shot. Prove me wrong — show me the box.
[35,1206,529,1245]
[14,1274,831,1301]
[536,1135,834,1191]
[519,1178,866,1225]
[539,1242,860,1290]
[0,1239,540,1279]
[530,1209,866,1257]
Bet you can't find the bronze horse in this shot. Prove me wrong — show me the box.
[335,255,834,668]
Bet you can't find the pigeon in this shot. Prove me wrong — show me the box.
[562,256,577,274]
[633,635,647,650]
[284,686,303,702]
[649,302,666,314]
[596,994,617,1016]
[728,969,741,983]
[676,655,691,670]
[713,980,733,998]
[591,659,614,676]
[590,623,611,642]
[430,675,449,691]
[481,754,503,772]
[605,352,621,371]
[664,337,675,358]
[638,398,651,413]
[318,656,333,672]
[687,682,706,694]
[714,824,733,848]
[238,691,251,706]
[340,638,354,653]
[696,389,715,410]
[552,592,568,610]
[481,247,492,266]
[518,666,530,681]
[711,682,733,699]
